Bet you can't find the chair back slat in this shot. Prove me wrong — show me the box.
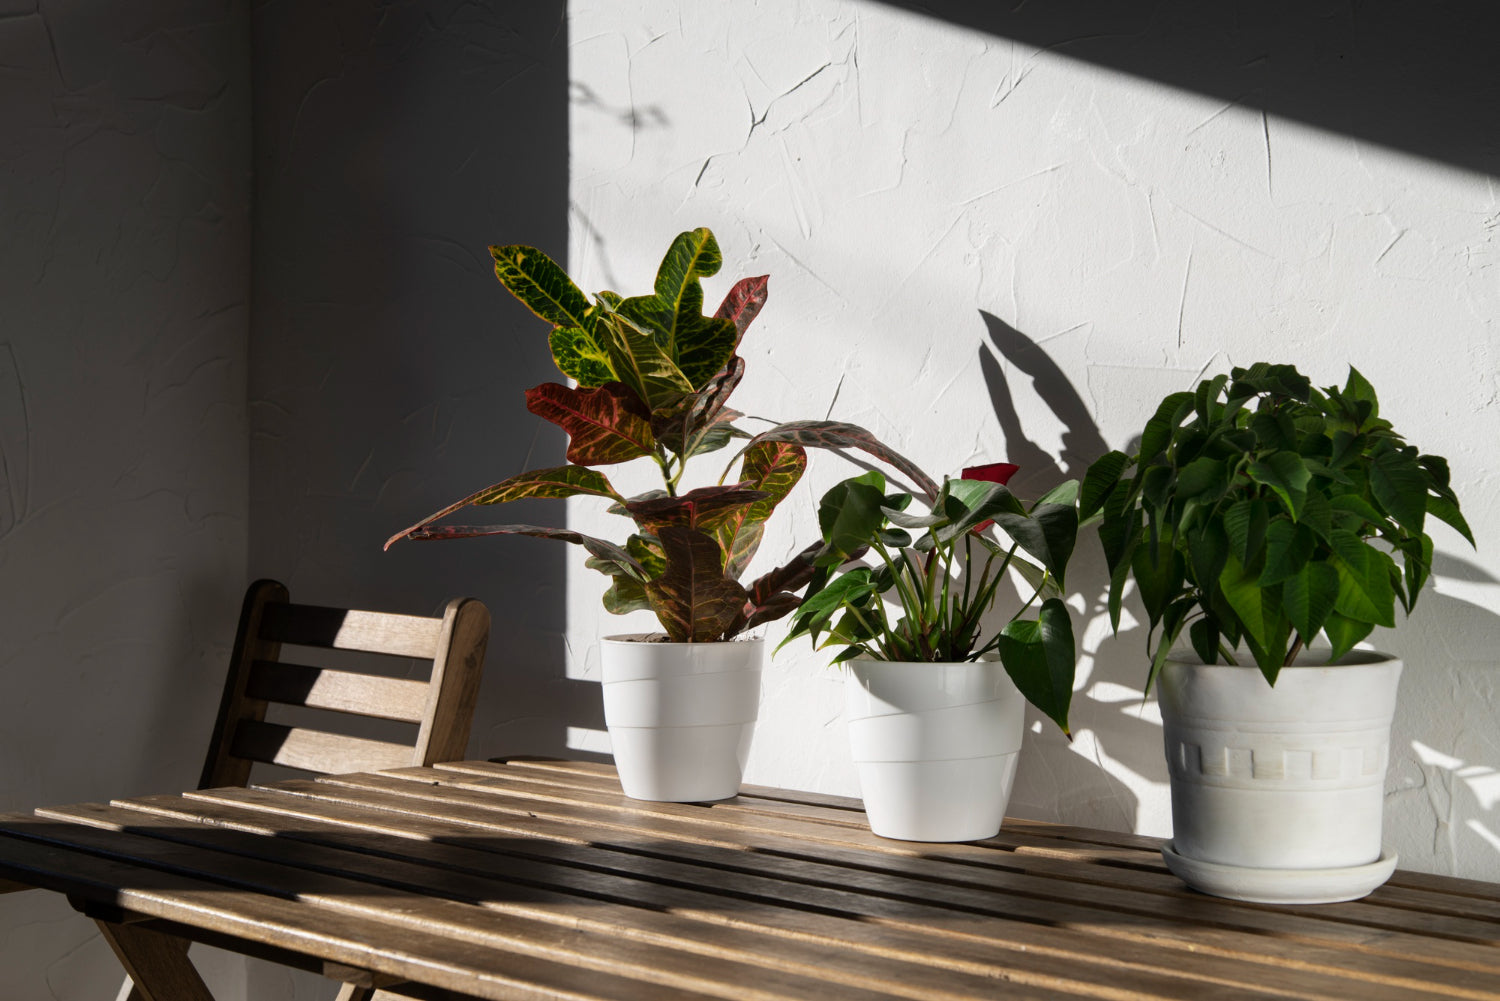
[228,719,417,775]
[244,661,430,724]
[258,604,444,659]
[199,580,490,790]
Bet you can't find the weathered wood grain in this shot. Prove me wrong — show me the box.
[5,760,1500,1001]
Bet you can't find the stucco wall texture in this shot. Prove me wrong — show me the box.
[565,1,1500,882]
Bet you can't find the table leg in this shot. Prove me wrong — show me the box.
[94,920,216,1001]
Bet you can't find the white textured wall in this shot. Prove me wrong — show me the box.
[0,0,251,996]
[565,1,1500,879]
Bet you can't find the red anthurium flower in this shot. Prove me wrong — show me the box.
[961,462,1019,531]
[962,462,1019,485]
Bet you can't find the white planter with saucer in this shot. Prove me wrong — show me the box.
[845,658,1025,842]
[600,634,762,802]
[1157,649,1402,903]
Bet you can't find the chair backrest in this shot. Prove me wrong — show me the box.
[199,579,491,789]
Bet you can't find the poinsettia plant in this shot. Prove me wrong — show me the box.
[385,228,930,643]
[1082,362,1473,688]
[781,461,1081,734]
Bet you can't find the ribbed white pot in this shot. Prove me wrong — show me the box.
[599,635,762,802]
[845,659,1025,842]
[1158,650,1403,903]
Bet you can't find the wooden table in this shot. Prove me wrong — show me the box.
[1,759,1498,1000]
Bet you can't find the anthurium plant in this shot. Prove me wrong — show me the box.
[385,228,928,643]
[1082,362,1473,687]
[781,461,1081,734]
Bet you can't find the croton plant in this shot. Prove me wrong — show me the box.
[386,228,929,643]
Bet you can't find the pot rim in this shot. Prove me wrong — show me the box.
[1165,648,1396,669]
[602,632,765,647]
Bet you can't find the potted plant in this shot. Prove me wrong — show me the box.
[1082,362,1472,902]
[781,461,1080,842]
[386,227,924,802]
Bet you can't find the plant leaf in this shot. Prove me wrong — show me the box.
[384,466,622,549]
[1138,391,1195,462]
[1323,609,1375,663]
[490,244,593,330]
[1328,529,1397,627]
[1370,448,1428,537]
[715,275,770,337]
[1259,519,1314,586]
[1248,451,1311,520]
[594,311,695,410]
[989,503,1078,587]
[644,526,748,642]
[1080,450,1129,520]
[1427,493,1475,547]
[625,484,769,535]
[603,575,652,615]
[817,472,889,561]
[717,440,808,577]
[525,382,654,465]
[1283,560,1339,643]
[547,325,615,386]
[400,523,647,582]
[738,421,939,502]
[996,598,1076,736]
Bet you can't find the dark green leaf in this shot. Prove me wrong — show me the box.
[1130,533,1179,629]
[1189,618,1219,665]
[1248,451,1311,520]
[990,502,1078,587]
[1283,560,1338,643]
[1323,609,1375,663]
[1223,498,1269,566]
[490,244,593,330]
[547,325,615,386]
[818,473,889,559]
[1138,392,1195,462]
[1176,456,1228,500]
[1370,448,1428,537]
[996,598,1076,735]
[1427,493,1475,547]
[603,575,652,615]
[1260,519,1314,586]
[1327,530,1397,627]
[1080,451,1129,520]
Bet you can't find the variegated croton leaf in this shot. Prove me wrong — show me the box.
[396,524,647,582]
[738,421,940,502]
[383,466,622,550]
[525,381,655,466]
[644,526,749,642]
[624,484,769,536]
[717,440,808,579]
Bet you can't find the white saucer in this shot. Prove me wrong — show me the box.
[1161,842,1399,904]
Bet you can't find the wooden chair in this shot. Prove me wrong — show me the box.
[112,578,491,1001]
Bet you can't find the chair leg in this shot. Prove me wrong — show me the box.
[95,920,215,1001]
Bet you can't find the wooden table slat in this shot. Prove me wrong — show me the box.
[3,760,1497,1001]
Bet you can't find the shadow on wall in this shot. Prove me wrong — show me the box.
[977,314,1500,862]
[977,313,1152,832]
[871,0,1500,178]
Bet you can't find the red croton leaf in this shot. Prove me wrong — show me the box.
[739,421,940,502]
[384,466,620,550]
[525,381,654,466]
[714,275,769,339]
[625,484,769,536]
[644,526,749,642]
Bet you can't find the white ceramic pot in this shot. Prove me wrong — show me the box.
[599,635,762,802]
[1157,650,1403,903]
[845,659,1025,842]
